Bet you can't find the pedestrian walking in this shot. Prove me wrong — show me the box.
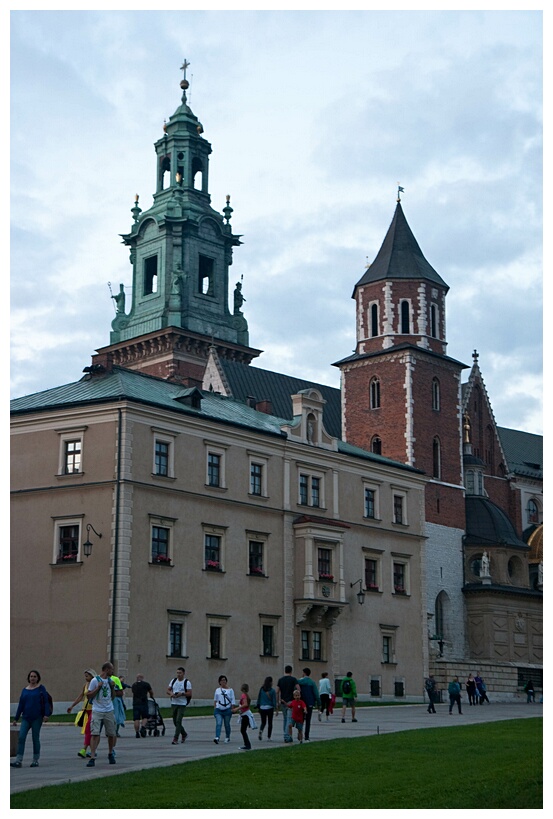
[167,667,192,744]
[276,665,300,743]
[478,677,490,704]
[213,674,235,744]
[85,662,122,767]
[66,668,97,758]
[448,676,463,715]
[287,689,308,743]
[131,674,154,737]
[11,670,52,768]
[425,674,437,714]
[466,673,477,705]
[298,667,320,741]
[524,679,535,703]
[340,672,358,722]
[318,671,332,721]
[234,683,254,750]
[256,676,277,741]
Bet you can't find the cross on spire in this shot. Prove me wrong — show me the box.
[180,59,190,80]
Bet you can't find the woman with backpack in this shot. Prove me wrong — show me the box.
[11,670,52,768]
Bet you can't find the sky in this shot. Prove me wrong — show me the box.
[10,8,543,434]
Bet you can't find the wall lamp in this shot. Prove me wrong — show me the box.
[350,578,365,606]
[83,523,103,558]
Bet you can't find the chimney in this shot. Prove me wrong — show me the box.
[255,399,274,415]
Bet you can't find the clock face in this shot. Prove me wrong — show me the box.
[322,585,330,598]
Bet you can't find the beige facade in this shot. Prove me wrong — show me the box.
[11,383,428,705]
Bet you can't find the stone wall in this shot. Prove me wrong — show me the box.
[428,659,542,702]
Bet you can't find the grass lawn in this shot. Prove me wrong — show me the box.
[11,718,541,809]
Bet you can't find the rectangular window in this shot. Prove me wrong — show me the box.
[155,440,169,476]
[393,562,406,594]
[317,547,332,579]
[311,476,321,507]
[262,625,274,657]
[365,558,378,590]
[364,488,375,519]
[393,494,404,524]
[207,453,221,487]
[250,462,263,496]
[199,255,214,296]
[249,540,264,575]
[299,474,308,505]
[209,626,222,659]
[57,524,79,564]
[152,526,171,564]
[383,636,392,664]
[298,472,324,508]
[301,630,310,661]
[205,535,221,571]
[64,440,81,474]
[313,631,322,661]
[169,623,183,657]
[144,255,158,295]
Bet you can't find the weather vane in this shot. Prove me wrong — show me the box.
[397,184,405,202]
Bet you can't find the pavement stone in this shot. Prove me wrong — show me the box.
[10,702,542,795]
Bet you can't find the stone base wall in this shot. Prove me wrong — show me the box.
[428,659,543,702]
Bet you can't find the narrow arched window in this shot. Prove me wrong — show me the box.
[371,436,382,455]
[192,156,203,190]
[370,377,381,409]
[371,303,379,337]
[432,378,440,411]
[400,300,410,334]
[433,437,441,480]
[430,304,438,338]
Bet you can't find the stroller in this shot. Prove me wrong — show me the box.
[145,698,166,736]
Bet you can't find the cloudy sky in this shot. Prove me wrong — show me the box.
[10,8,542,434]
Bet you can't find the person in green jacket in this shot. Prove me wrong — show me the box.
[448,676,463,714]
[340,672,358,723]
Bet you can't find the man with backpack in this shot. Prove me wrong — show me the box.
[85,662,123,767]
[425,674,437,713]
[298,667,321,742]
[448,676,463,715]
[340,672,358,723]
[167,667,192,745]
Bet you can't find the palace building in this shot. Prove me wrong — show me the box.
[10,70,541,705]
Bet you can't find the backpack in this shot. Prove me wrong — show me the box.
[342,678,352,694]
[171,677,192,703]
[448,681,458,695]
[425,678,434,693]
[40,686,53,717]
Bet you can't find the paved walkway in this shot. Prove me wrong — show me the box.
[10,702,542,794]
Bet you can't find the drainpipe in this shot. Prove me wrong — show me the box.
[110,407,123,662]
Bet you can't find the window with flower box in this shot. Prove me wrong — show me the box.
[53,518,82,564]
[365,558,378,591]
[249,540,264,576]
[392,556,410,595]
[317,547,333,582]
[152,526,171,565]
[205,535,221,571]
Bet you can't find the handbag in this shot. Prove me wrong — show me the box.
[75,709,86,727]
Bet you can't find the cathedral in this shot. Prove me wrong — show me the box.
[10,69,542,706]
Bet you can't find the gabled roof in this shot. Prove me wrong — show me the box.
[219,359,342,438]
[354,203,448,291]
[497,426,543,481]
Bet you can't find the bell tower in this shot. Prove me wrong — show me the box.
[335,196,468,527]
[93,62,261,382]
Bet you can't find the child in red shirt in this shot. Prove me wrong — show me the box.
[287,689,307,743]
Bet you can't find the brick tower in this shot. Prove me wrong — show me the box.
[335,197,468,529]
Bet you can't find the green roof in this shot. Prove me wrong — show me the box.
[11,366,421,474]
[497,426,543,480]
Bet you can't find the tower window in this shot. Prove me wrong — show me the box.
[198,255,214,296]
[400,300,411,334]
[433,437,441,480]
[371,436,382,455]
[432,378,440,411]
[370,377,381,409]
[430,304,438,338]
[160,155,171,190]
[192,156,203,190]
[144,255,158,295]
[370,303,379,337]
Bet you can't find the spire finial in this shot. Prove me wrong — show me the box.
[131,194,142,223]
[180,59,190,102]
[397,183,405,203]
[223,194,233,224]
[473,349,479,364]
